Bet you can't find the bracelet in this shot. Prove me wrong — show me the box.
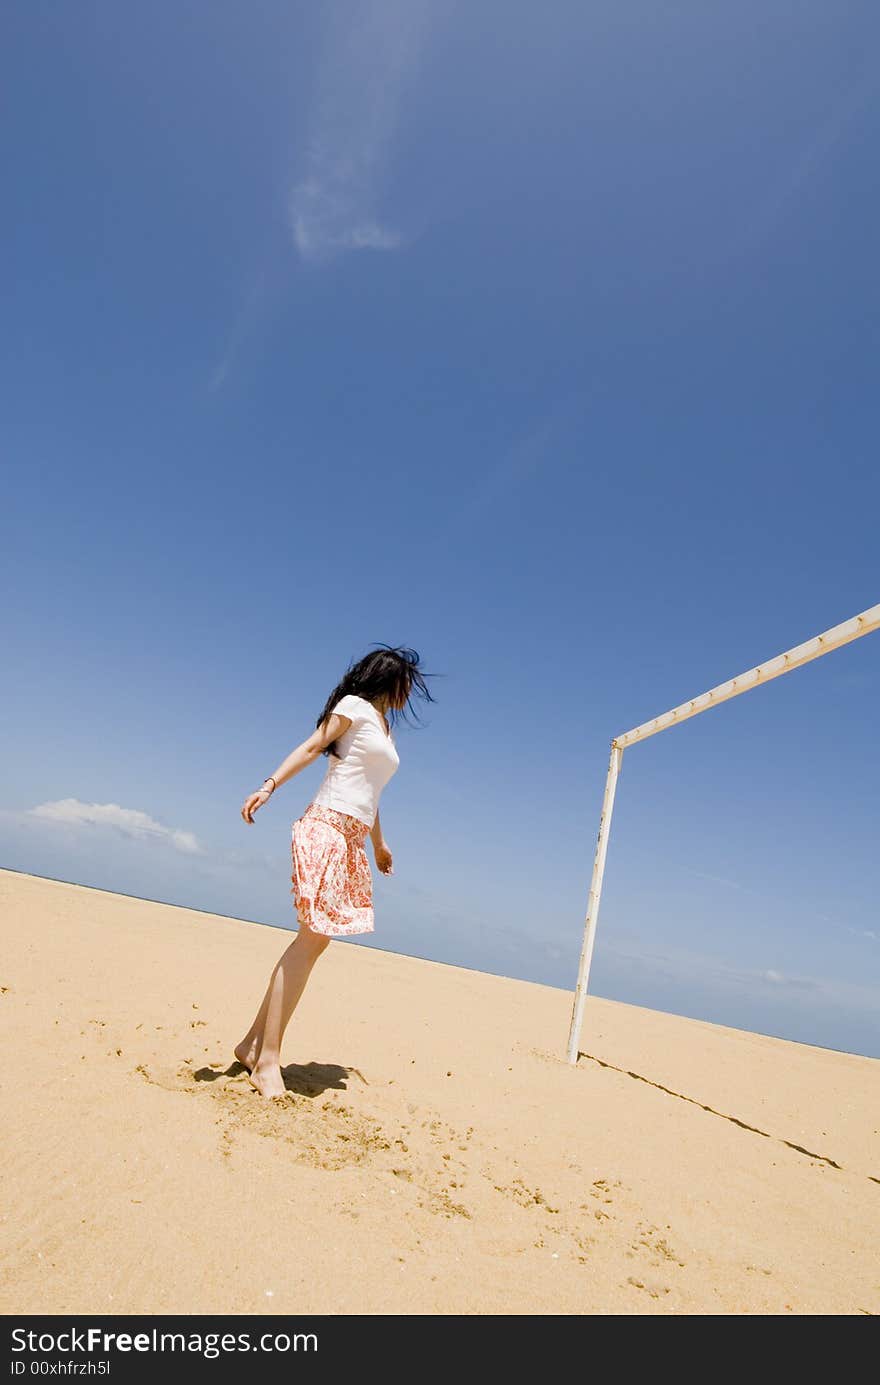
[261,777,276,794]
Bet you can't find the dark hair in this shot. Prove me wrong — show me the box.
[316,645,436,757]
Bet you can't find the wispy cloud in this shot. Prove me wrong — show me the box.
[457,413,562,527]
[685,875,879,948]
[686,868,759,896]
[208,267,268,393]
[26,799,202,855]
[756,968,814,990]
[740,72,872,252]
[600,934,880,1010]
[849,927,878,943]
[290,1,431,262]
[441,390,597,552]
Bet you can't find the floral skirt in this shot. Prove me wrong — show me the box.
[290,802,374,937]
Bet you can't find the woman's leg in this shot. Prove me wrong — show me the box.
[237,925,331,1097]
[234,957,284,1071]
[234,913,321,1070]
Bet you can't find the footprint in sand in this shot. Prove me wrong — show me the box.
[627,1275,672,1300]
[135,1058,399,1173]
[633,1222,686,1269]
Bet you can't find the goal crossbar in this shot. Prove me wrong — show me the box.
[566,601,880,1065]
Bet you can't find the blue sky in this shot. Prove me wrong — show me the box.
[2,2,878,1057]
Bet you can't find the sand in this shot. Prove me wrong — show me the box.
[1,867,877,1316]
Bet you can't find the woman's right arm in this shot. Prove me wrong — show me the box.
[240,713,352,823]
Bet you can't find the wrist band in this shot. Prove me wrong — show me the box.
[261,777,276,793]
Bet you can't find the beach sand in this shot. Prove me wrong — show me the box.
[1,867,877,1316]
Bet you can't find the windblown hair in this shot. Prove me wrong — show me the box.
[316,645,436,758]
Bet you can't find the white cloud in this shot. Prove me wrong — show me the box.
[290,2,431,262]
[27,799,203,855]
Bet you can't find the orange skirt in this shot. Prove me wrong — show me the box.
[290,803,374,937]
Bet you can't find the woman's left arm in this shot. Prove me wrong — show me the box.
[370,812,393,875]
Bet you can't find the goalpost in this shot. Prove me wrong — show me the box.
[566,601,880,1066]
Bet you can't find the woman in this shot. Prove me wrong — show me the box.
[237,645,434,1097]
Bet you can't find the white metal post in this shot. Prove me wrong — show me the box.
[566,742,622,1065]
[614,604,880,751]
[566,601,879,1066]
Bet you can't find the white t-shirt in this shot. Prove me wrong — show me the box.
[311,694,400,828]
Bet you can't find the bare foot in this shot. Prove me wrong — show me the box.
[248,1061,288,1099]
[234,1038,258,1072]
